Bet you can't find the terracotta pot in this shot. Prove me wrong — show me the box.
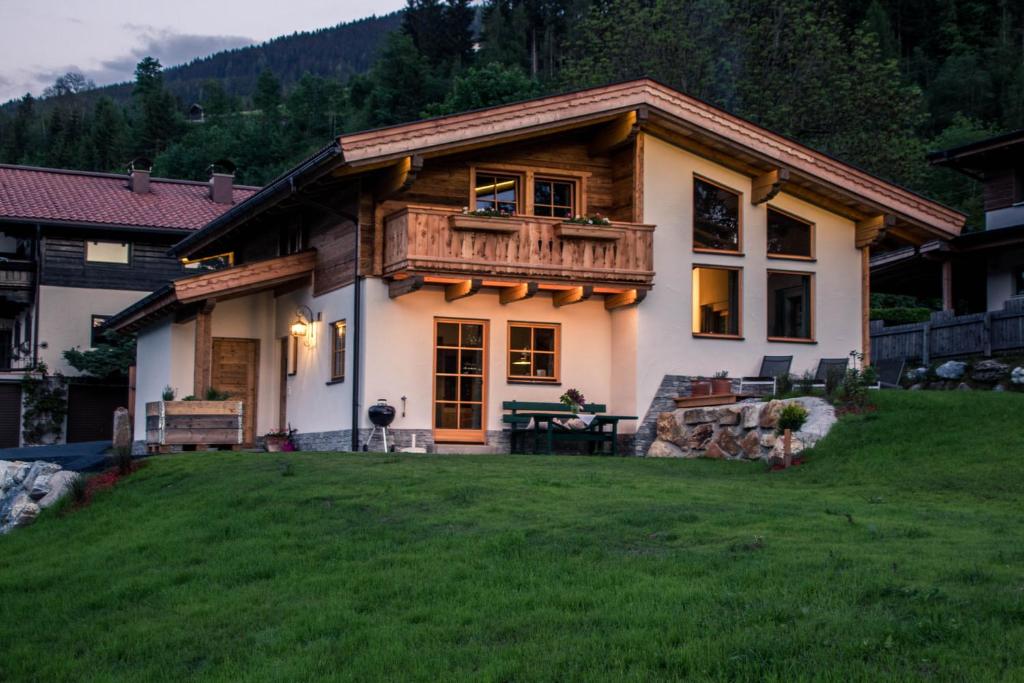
[711,378,732,395]
[691,380,712,396]
[265,436,287,452]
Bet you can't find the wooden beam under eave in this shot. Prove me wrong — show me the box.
[388,275,424,299]
[193,301,215,397]
[751,168,790,205]
[445,279,482,302]
[500,282,538,305]
[855,214,895,249]
[552,285,593,308]
[375,154,423,199]
[604,289,647,310]
[589,107,648,156]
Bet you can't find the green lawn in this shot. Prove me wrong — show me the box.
[1,392,1022,681]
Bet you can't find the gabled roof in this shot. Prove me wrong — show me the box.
[173,79,965,257]
[928,128,1024,174]
[0,164,259,232]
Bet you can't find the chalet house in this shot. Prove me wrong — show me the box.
[0,163,257,447]
[873,129,1024,314]
[106,80,964,455]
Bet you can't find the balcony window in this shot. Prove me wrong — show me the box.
[86,240,129,264]
[533,178,576,218]
[508,322,560,382]
[474,172,519,214]
[693,176,741,253]
[692,266,741,337]
[767,271,814,341]
[767,207,814,259]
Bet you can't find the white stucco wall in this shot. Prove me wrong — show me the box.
[986,246,1024,311]
[637,135,862,415]
[37,285,149,375]
[361,281,626,437]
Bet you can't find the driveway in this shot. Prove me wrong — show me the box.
[0,441,112,472]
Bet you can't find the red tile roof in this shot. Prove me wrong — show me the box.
[0,165,260,231]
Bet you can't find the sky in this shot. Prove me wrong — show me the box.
[0,0,407,102]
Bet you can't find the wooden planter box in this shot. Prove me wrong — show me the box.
[146,400,244,449]
[448,214,524,233]
[554,222,625,241]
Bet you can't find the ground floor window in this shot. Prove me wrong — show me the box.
[508,322,560,382]
[331,320,346,380]
[767,270,814,341]
[692,266,741,337]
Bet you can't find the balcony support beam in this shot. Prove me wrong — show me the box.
[499,282,538,305]
[855,214,894,248]
[589,107,648,156]
[604,288,647,310]
[552,285,593,308]
[751,168,789,205]
[388,275,424,299]
[445,278,482,302]
[376,154,423,200]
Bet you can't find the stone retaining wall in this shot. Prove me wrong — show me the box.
[0,460,78,533]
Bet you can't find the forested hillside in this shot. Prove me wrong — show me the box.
[1,0,1021,229]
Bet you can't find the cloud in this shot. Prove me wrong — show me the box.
[93,26,255,82]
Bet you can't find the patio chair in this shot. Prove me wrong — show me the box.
[812,358,849,388]
[871,358,905,389]
[739,356,793,395]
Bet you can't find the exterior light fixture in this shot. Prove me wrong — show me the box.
[290,305,317,348]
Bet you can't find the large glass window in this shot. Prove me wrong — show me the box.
[85,240,129,264]
[434,319,487,440]
[533,178,575,218]
[767,271,813,340]
[474,173,519,214]
[693,177,741,252]
[508,323,559,382]
[767,208,813,258]
[692,266,741,336]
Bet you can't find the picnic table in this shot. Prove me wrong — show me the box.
[502,401,637,456]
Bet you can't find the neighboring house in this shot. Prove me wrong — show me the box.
[872,129,1024,313]
[106,80,964,455]
[0,163,258,447]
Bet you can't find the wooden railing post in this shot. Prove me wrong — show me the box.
[983,312,993,357]
[922,321,931,366]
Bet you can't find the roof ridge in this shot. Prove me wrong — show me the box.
[0,163,261,190]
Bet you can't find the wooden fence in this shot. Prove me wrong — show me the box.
[870,297,1024,364]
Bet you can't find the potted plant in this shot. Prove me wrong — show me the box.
[559,388,586,413]
[690,376,712,396]
[264,426,297,452]
[712,370,732,395]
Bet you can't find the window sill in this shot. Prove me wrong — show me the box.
[692,333,745,341]
[325,378,345,385]
[693,248,744,257]
[507,378,561,385]
[767,254,816,262]
[767,337,817,344]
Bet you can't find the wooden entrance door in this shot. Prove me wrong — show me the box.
[433,319,487,444]
[211,338,259,445]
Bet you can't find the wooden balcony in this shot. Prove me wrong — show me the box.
[382,205,655,289]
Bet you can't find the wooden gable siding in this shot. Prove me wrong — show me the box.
[983,168,1017,212]
[41,236,187,291]
[309,200,359,296]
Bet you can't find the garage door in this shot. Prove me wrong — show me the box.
[66,384,128,443]
[0,383,20,448]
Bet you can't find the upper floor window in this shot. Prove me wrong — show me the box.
[183,252,234,272]
[91,315,110,346]
[767,271,814,341]
[767,207,814,259]
[692,265,741,337]
[693,176,741,253]
[331,320,346,381]
[86,240,129,264]
[508,322,560,382]
[474,172,519,214]
[280,225,306,256]
[533,178,575,218]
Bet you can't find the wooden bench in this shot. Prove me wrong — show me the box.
[502,401,635,455]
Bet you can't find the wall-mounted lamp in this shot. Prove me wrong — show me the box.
[290,305,318,348]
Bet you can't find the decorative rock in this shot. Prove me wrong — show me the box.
[38,471,78,509]
[112,407,132,451]
[957,382,972,391]
[906,367,928,382]
[791,397,836,446]
[760,433,777,449]
[718,407,741,426]
[739,431,761,459]
[656,412,682,444]
[994,384,1007,393]
[758,400,784,429]
[1012,367,1024,385]
[0,460,73,534]
[970,359,1009,383]
[687,423,715,450]
[712,429,742,458]
[771,435,805,459]
[909,383,924,391]
[682,407,716,424]
[740,404,759,429]
[7,494,40,528]
[704,442,727,459]
[647,440,685,458]
[936,360,966,380]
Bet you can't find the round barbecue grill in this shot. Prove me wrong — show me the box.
[365,399,396,452]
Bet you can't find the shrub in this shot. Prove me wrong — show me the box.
[797,370,815,395]
[69,474,88,505]
[777,403,808,433]
[775,372,793,396]
[870,307,932,325]
[161,385,176,401]
[110,446,133,475]
[835,351,877,409]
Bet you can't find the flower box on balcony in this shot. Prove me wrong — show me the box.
[555,222,626,241]
[448,213,523,234]
[145,400,244,448]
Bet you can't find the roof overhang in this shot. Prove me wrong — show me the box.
[106,250,316,334]
[175,79,965,257]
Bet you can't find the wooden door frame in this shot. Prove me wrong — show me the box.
[432,317,489,444]
[278,337,289,430]
[212,337,260,446]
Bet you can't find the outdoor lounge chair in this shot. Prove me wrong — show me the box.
[871,358,905,389]
[812,358,850,388]
[739,356,793,395]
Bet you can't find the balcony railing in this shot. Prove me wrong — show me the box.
[382,205,655,288]
[0,260,34,291]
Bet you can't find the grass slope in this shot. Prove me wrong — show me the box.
[1,392,1022,681]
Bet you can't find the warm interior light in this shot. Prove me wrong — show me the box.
[290,318,308,338]
[512,352,531,366]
